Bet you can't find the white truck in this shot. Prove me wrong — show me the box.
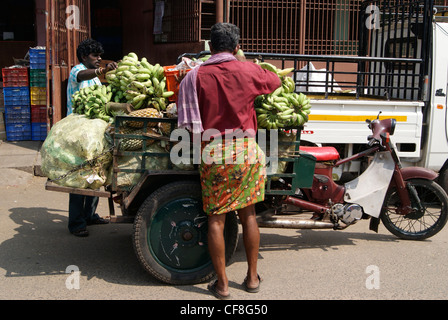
[245,1,448,190]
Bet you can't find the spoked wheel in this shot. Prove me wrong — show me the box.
[133,180,239,285]
[381,179,448,240]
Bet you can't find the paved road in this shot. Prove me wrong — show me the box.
[1,169,448,305]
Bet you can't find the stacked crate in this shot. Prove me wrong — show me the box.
[0,87,5,141]
[2,66,31,141]
[29,47,47,141]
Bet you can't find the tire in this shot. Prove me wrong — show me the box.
[437,167,448,195]
[133,180,239,285]
[380,179,448,240]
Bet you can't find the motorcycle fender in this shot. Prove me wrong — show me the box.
[399,167,438,181]
[344,151,395,218]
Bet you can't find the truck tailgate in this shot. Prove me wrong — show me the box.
[301,98,423,159]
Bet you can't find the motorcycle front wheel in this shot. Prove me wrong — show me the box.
[381,178,448,240]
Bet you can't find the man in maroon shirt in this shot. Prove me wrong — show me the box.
[177,22,280,299]
[196,54,280,137]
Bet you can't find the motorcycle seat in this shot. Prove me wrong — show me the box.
[299,146,340,161]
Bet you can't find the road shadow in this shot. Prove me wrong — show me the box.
[227,222,401,265]
[0,205,404,291]
[259,226,399,251]
[0,206,161,286]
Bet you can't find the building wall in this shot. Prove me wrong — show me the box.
[120,0,205,66]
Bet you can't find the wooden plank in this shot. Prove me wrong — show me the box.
[45,180,111,198]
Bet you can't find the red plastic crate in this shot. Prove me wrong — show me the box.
[2,67,29,87]
[163,65,191,102]
[31,105,47,123]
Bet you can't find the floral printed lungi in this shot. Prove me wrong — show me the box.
[200,137,266,215]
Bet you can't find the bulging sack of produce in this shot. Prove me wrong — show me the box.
[41,114,113,189]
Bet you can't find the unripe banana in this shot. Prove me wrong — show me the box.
[117,65,130,72]
[162,91,174,98]
[136,73,151,80]
[132,94,147,105]
[127,52,138,60]
[277,67,294,77]
[259,62,278,74]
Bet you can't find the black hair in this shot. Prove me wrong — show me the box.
[210,23,240,53]
[76,38,104,62]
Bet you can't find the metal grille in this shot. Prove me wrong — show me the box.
[434,0,448,17]
[360,0,433,100]
[154,0,200,43]
[242,0,436,101]
[229,1,302,53]
[47,0,90,67]
[305,0,360,55]
[46,0,91,124]
[228,0,361,55]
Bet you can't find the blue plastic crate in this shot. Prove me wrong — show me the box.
[5,105,31,124]
[30,62,46,69]
[3,87,30,106]
[31,122,47,140]
[6,123,31,141]
[29,48,46,69]
[29,47,45,57]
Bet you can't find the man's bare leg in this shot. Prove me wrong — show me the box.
[238,204,261,289]
[207,213,229,296]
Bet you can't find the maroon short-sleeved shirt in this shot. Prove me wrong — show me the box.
[196,60,280,137]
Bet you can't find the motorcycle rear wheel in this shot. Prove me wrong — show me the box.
[381,178,448,240]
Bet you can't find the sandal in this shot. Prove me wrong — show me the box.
[207,280,230,300]
[71,228,89,237]
[87,217,109,225]
[242,274,262,293]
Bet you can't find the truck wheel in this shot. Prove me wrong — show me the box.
[133,180,239,285]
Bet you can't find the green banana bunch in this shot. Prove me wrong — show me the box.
[71,84,113,122]
[255,62,311,129]
[105,52,174,111]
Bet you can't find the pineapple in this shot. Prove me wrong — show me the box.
[159,122,176,136]
[119,126,159,151]
[127,107,162,128]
